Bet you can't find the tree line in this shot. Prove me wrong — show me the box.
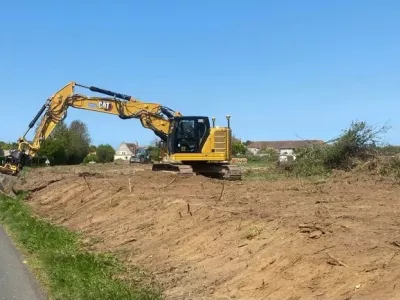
[0,120,116,165]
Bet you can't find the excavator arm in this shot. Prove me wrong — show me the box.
[17,81,180,158]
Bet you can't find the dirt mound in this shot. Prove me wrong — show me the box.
[18,165,400,299]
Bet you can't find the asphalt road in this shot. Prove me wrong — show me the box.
[0,225,45,300]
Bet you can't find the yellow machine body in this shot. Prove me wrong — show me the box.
[2,81,241,180]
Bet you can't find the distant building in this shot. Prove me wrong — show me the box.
[0,150,10,157]
[114,142,138,161]
[246,140,324,161]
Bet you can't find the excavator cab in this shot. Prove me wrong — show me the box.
[168,116,210,154]
[156,114,241,180]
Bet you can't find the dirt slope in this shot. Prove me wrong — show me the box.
[15,165,400,300]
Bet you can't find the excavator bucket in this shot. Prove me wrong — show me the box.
[0,172,17,199]
[0,150,22,198]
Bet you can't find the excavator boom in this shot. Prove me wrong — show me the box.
[19,82,179,158]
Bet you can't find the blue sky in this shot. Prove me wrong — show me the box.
[1,0,399,149]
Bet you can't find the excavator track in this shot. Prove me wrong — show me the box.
[152,162,195,176]
[185,163,243,181]
[220,164,242,180]
[151,162,242,180]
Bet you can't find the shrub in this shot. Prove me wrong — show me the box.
[96,144,115,163]
[288,121,390,177]
[232,141,247,156]
[378,156,400,178]
[377,145,400,156]
[148,146,161,162]
[83,153,98,164]
[246,154,277,164]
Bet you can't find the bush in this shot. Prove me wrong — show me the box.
[83,153,98,164]
[232,141,247,156]
[246,154,277,164]
[284,144,328,176]
[377,145,400,156]
[287,121,390,177]
[148,146,161,161]
[378,156,400,178]
[96,144,115,163]
[246,155,266,163]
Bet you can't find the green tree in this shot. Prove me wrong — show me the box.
[0,141,18,150]
[148,146,161,161]
[96,144,115,163]
[40,139,68,165]
[66,120,91,164]
[50,121,69,140]
[37,120,92,165]
[232,141,247,156]
[38,121,70,165]
[231,134,247,156]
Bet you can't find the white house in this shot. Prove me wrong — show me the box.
[246,140,324,161]
[0,150,10,157]
[246,147,260,155]
[114,142,138,161]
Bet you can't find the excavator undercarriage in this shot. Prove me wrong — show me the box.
[151,162,242,180]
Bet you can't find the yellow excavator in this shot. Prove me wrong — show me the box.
[0,82,241,182]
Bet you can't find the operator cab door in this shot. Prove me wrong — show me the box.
[167,117,210,154]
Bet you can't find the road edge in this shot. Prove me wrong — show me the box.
[0,224,48,300]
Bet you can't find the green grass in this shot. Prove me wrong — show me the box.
[243,168,286,181]
[0,193,162,300]
[242,164,331,182]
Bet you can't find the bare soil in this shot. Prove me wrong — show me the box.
[14,164,400,300]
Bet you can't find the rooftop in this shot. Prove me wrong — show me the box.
[247,140,324,150]
[125,143,138,152]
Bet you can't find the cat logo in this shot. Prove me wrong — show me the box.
[98,101,112,111]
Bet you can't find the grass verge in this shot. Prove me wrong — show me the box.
[0,193,162,300]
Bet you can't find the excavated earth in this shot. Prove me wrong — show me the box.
[12,164,400,300]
